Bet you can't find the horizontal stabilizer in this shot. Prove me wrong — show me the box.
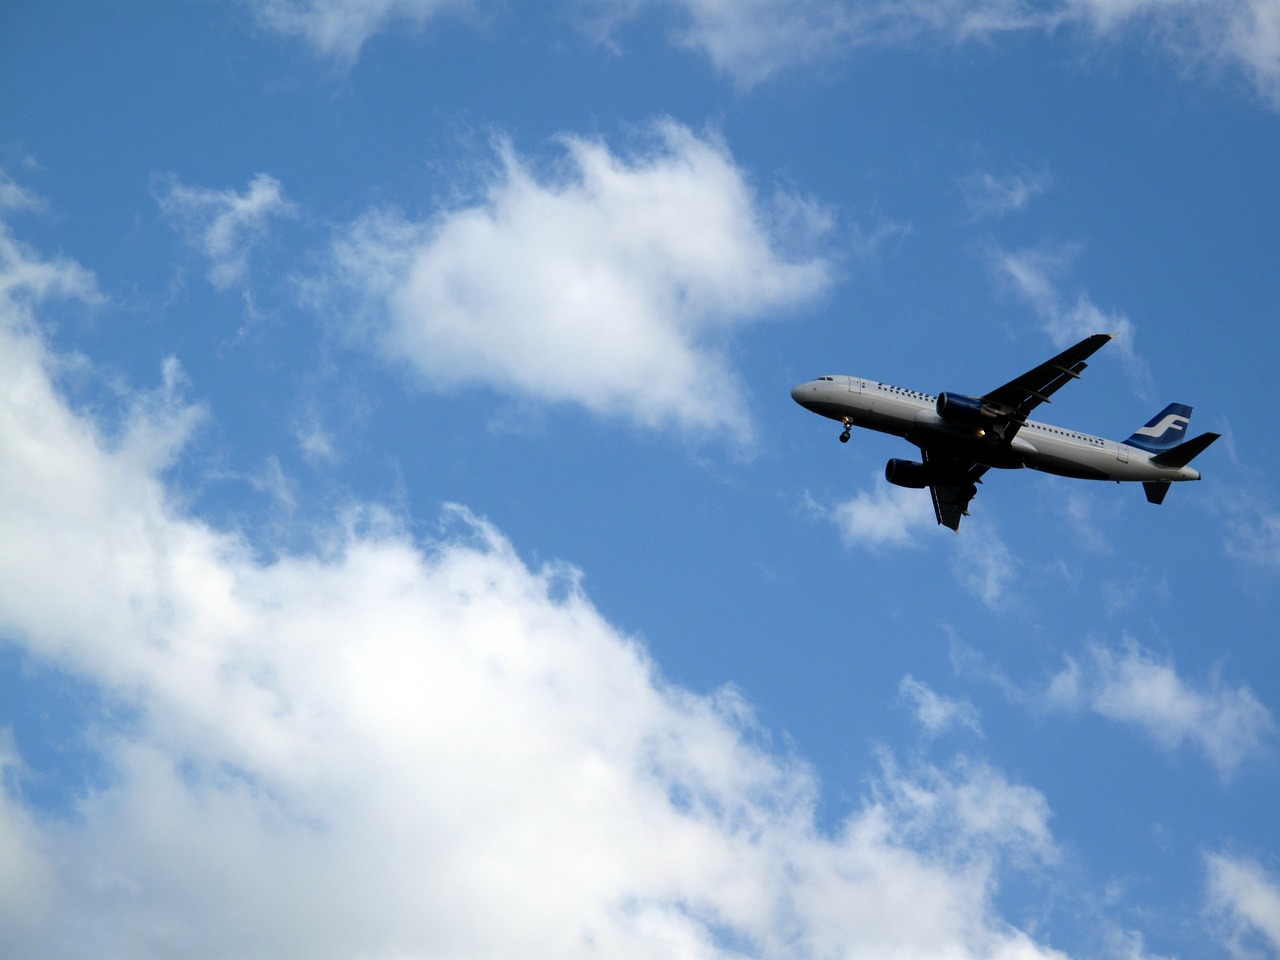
[1151,432,1221,468]
[1144,481,1171,505]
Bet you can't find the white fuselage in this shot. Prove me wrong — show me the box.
[790,375,1203,484]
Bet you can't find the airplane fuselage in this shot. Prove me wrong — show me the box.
[790,375,1203,484]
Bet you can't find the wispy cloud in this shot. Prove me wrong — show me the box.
[900,675,983,738]
[992,243,1152,395]
[0,187,100,310]
[1205,852,1280,959]
[590,0,1280,105]
[248,0,1280,107]
[585,0,1063,87]
[315,121,831,443]
[1224,500,1280,570]
[250,0,479,64]
[816,484,1016,606]
[295,416,339,465]
[959,169,1052,219]
[955,522,1017,608]
[993,244,1132,349]
[0,169,47,215]
[1044,641,1275,777]
[1061,489,1115,554]
[155,172,296,290]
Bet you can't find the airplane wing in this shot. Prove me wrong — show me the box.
[923,450,989,531]
[981,333,1113,441]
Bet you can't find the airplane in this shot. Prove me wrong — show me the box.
[790,333,1220,531]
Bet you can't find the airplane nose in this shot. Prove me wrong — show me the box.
[791,382,823,414]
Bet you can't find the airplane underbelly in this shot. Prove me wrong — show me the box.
[1028,457,1110,480]
[909,415,1029,468]
[1026,440,1112,480]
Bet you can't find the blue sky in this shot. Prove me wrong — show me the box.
[2,1,1279,957]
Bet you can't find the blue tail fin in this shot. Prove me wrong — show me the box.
[1124,403,1193,452]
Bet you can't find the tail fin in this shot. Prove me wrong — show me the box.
[1124,403,1193,453]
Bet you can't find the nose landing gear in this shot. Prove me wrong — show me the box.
[839,417,852,444]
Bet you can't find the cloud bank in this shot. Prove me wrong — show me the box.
[0,216,1073,960]
[317,121,831,442]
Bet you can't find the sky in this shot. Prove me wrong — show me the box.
[1,1,1279,958]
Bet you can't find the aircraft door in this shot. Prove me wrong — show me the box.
[847,377,862,394]
[1116,444,1129,464]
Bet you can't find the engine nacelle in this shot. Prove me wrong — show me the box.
[885,458,932,489]
[936,391,993,430]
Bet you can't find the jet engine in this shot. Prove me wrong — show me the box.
[935,391,994,430]
[885,458,932,489]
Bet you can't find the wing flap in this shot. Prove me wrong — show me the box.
[923,450,988,531]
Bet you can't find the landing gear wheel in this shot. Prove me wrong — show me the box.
[839,431,851,443]
[839,417,852,444]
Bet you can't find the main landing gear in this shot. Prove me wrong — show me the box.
[839,417,852,444]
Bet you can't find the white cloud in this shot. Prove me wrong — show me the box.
[1068,0,1280,106]
[155,173,296,290]
[0,170,47,215]
[816,485,1016,605]
[900,675,984,737]
[0,738,57,948]
[251,0,478,63]
[318,121,831,442]
[1044,642,1276,777]
[661,0,855,88]
[0,224,99,310]
[825,480,936,549]
[1206,852,1280,959]
[0,223,1080,960]
[871,752,1060,873]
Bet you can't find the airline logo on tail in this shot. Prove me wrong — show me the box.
[1125,403,1193,452]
